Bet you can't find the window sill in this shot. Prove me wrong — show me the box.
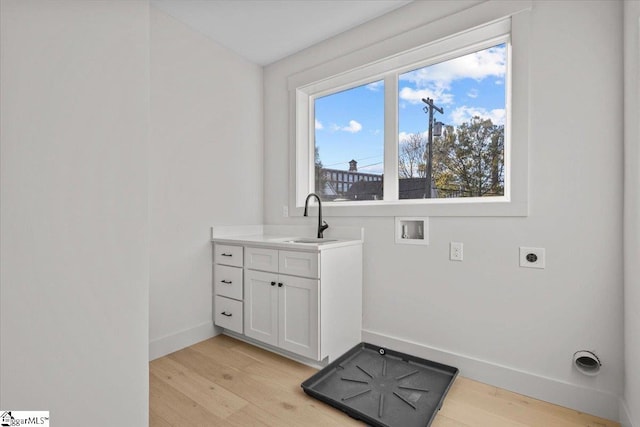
[290,197,528,217]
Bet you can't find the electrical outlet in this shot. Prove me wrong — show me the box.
[450,242,463,261]
[519,247,545,269]
[282,205,289,217]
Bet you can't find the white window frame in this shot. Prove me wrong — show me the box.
[288,1,532,217]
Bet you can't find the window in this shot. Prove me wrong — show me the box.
[398,44,507,200]
[314,81,384,202]
[289,3,530,217]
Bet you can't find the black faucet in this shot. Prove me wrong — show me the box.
[304,193,329,238]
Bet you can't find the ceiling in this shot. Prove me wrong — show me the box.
[150,0,413,66]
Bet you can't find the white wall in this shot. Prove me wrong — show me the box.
[623,1,640,425]
[264,0,624,419]
[148,7,263,359]
[0,1,150,425]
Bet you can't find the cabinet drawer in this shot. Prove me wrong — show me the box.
[214,264,243,300]
[279,250,319,278]
[214,244,243,267]
[214,295,243,333]
[245,247,279,272]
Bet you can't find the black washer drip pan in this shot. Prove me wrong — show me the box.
[301,343,458,427]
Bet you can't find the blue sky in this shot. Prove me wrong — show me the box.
[314,43,506,174]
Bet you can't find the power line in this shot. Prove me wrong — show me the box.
[323,154,383,168]
[322,161,383,172]
[357,161,384,170]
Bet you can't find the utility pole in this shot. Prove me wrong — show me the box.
[422,98,443,198]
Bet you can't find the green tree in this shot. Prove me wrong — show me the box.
[433,117,504,197]
[398,117,504,198]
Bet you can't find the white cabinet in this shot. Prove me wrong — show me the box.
[279,250,319,278]
[214,244,243,267]
[212,244,243,334]
[244,270,278,346]
[245,247,319,278]
[212,237,362,363]
[214,295,243,333]
[244,247,279,272]
[278,274,319,358]
[214,264,243,300]
[244,269,319,359]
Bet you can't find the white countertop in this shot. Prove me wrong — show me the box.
[211,233,362,251]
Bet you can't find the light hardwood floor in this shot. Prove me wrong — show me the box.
[149,335,619,427]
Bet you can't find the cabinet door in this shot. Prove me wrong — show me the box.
[245,247,278,272]
[278,276,319,360]
[244,270,278,346]
[279,250,319,278]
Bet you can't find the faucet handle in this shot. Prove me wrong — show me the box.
[317,221,329,239]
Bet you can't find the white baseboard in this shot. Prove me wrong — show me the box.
[362,329,620,421]
[620,398,636,427]
[149,321,219,361]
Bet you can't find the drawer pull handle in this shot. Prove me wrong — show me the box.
[221,280,232,284]
[278,283,283,288]
[221,253,233,257]
[221,311,232,317]
[270,281,276,286]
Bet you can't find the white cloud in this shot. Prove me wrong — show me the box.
[315,119,323,130]
[342,120,362,133]
[399,131,429,143]
[329,120,362,133]
[402,45,506,87]
[467,88,479,99]
[450,106,505,126]
[366,81,383,91]
[399,45,506,106]
[398,87,454,106]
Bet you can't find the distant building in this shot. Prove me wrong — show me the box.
[318,159,446,200]
[346,177,437,200]
[318,159,383,200]
[345,179,383,200]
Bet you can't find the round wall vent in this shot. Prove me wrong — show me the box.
[573,350,601,376]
